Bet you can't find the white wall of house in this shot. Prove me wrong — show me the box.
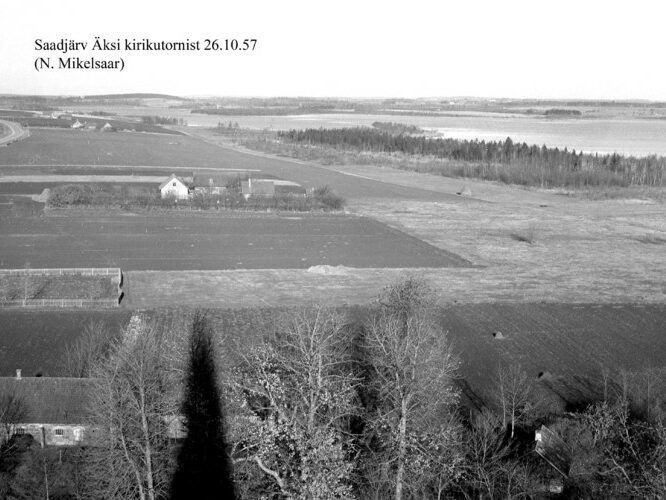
[160,179,190,200]
[4,423,87,447]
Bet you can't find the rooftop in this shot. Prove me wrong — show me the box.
[0,376,95,424]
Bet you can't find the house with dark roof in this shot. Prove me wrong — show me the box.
[0,373,187,447]
[0,373,94,447]
[192,171,229,195]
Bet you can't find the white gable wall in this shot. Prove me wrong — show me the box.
[160,179,190,200]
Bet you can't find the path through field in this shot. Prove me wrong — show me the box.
[0,120,28,145]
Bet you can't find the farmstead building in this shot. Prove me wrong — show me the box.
[160,174,191,200]
[0,374,186,447]
[193,171,229,195]
[0,374,94,447]
[242,178,276,197]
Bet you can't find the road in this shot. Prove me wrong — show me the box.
[0,120,28,146]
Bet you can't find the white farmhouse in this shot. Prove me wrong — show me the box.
[159,174,190,200]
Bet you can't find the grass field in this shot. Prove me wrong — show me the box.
[0,181,156,195]
[0,275,118,301]
[0,211,471,270]
[0,129,460,202]
[0,310,131,376]
[2,304,664,411]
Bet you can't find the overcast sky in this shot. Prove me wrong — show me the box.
[1,0,665,100]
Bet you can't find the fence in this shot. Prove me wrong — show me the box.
[0,298,120,308]
[0,267,121,282]
[0,268,123,308]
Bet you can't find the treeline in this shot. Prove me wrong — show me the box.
[193,104,344,116]
[544,108,582,116]
[371,121,424,134]
[2,279,666,498]
[140,115,187,126]
[278,127,666,187]
[46,183,345,212]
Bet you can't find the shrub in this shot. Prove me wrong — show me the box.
[312,185,345,210]
[47,184,93,207]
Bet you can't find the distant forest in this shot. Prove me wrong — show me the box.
[278,127,666,187]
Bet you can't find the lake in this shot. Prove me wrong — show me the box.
[68,106,666,157]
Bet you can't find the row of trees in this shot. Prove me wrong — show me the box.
[2,279,666,497]
[47,183,345,212]
[140,116,187,126]
[278,127,666,187]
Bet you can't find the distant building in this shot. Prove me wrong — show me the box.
[0,373,94,447]
[71,119,84,129]
[100,122,116,132]
[193,171,229,195]
[241,178,305,198]
[159,174,190,200]
[241,178,276,198]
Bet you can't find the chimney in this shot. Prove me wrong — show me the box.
[16,369,21,380]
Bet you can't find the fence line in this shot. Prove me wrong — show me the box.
[0,267,121,281]
[0,268,123,308]
[0,298,119,308]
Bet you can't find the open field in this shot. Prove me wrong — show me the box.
[0,129,462,202]
[0,274,118,301]
[1,304,664,411]
[0,212,470,270]
[0,127,663,306]
[0,180,156,195]
[0,310,131,376]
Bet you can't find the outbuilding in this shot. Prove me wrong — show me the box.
[241,178,276,198]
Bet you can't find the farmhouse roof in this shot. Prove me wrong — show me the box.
[243,178,275,196]
[0,377,95,424]
[193,171,230,188]
[159,174,189,190]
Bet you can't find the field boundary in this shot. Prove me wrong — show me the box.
[0,267,121,279]
[0,268,123,308]
[0,120,30,146]
[0,298,120,308]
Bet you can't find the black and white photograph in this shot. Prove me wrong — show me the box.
[0,1,665,498]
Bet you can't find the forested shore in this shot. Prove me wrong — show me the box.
[277,127,666,188]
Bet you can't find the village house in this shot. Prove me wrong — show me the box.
[0,373,186,447]
[159,173,191,200]
[0,373,94,447]
[100,122,116,132]
[192,171,229,195]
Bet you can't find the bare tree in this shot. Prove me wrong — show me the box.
[0,391,26,444]
[495,364,538,439]
[227,305,359,499]
[0,390,27,466]
[84,314,186,500]
[63,320,120,377]
[363,278,463,500]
